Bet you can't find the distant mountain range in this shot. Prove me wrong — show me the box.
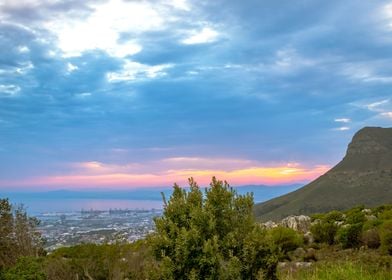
[0,184,302,211]
[254,127,392,221]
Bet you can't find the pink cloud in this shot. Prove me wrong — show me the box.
[0,157,330,189]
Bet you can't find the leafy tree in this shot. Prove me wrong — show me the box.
[150,177,277,280]
[0,199,14,269]
[13,205,43,257]
[0,198,44,271]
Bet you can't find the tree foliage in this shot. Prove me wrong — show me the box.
[0,198,44,270]
[267,226,303,257]
[2,257,46,280]
[337,223,363,249]
[310,221,338,245]
[150,177,278,280]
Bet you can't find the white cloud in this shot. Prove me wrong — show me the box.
[333,126,350,131]
[2,0,217,58]
[0,0,40,9]
[383,3,392,30]
[0,61,34,75]
[275,48,296,69]
[353,99,392,120]
[271,47,317,74]
[181,27,220,45]
[107,41,142,58]
[75,92,92,98]
[380,112,392,119]
[107,60,173,82]
[44,0,165,57]
[66,62,78,73]
[0,84,21,96]
[366,99,389,112]
[17,45,30,53]
[341,63,392,84]
[334,118,351,123]
[15,61,34,75]
[169,0,190,11]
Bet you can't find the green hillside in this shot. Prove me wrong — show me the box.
[255,127,392,221]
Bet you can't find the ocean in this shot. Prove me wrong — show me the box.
[1,184,302,214]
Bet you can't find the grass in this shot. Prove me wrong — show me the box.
[278,246,392,279]
[279,262,391,280]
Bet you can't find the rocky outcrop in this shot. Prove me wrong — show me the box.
[346,127,392,157]
[261,215,311,233]
[262,220,278,229]
[280,215,311,233]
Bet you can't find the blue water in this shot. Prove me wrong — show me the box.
[1,184,302,214]
[5,198,163,214]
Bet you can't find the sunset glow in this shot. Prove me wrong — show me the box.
[1,0,391,192]
[0,158,330,189]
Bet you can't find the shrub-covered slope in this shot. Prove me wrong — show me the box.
[255,127,392,221]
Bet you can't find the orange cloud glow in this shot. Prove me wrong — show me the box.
[0,157,331,189]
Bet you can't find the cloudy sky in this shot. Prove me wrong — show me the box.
[0,0,392,190]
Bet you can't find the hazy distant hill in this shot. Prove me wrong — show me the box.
[254,127,392,221]
[0,184,301,213]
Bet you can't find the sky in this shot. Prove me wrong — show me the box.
[0,0,392,190]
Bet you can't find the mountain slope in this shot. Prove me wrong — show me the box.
[254,127,392,221]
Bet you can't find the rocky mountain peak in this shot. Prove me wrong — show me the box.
[254,127,392,221]
[346,127,392,156]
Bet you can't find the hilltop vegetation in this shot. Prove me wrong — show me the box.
[0,178,280,279]
[1,178,392,279]
[274,204,392,279]
[255,127,392,221]
[0,199,44,270]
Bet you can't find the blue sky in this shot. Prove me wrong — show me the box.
[0,0,391,190]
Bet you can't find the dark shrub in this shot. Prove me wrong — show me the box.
[380,220,392,255]
[345,209,366,225]
[311,221,338,245]
[3,257,46,280]
[361,228,381,249]
[337,223,363,248]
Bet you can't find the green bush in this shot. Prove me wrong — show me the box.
[324,210,343,223]
[378,209,392,221]
[310,221,338,245]
[150,177,278,280]
[380,220,392,255]
[310,210,345,245]
[361,228,381,249]
[337,223,363,248]
[47,242,157,280]
[363,219,382,231]
[345,208,366,224]
[3,257,46,280]
[267,226,303,255]
[374,205,392,217]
